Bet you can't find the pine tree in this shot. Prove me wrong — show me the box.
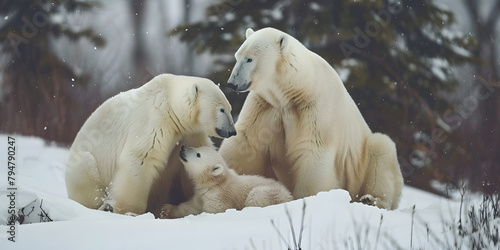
[0,0,105,144]
[172,0,479,192]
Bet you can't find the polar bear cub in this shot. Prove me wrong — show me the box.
[160,146,293,218]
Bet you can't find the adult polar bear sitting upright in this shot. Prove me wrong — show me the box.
[66,74,236,215]
[219,27,403,210]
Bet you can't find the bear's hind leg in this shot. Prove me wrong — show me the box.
[358,133,403,210]
[65,151,106,209]
[290,145,339,199]
[109,167,158,215]
[245,185,293,207]
[108,153,163,215]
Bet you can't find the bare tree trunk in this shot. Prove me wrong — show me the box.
[157,0,171,72]
[129,0,149,86]
[184,0,194,75]
[462,0,500,193]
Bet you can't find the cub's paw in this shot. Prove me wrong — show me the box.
[160,204,175,219]
[98,202,114,213]
[124,212,138,217]
[359,194,378,206]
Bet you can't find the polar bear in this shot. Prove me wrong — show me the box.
[219,27,403,210]
[159,146,293,219]
[66,74,236,216]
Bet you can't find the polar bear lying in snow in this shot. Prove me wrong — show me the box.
[160,146,293,219]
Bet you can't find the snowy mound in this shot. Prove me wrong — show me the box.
[0,135,496,249]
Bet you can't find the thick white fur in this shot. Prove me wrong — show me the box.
[65,74,235,216]
[220,27,403,209]
[160,146,293,218]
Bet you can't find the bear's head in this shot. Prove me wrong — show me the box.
[167,75,236,138]
[227,27,294,94]
[179,146,228,188]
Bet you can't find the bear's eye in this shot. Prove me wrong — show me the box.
[246,58,253,63]
[196,153,201,158]
[220,108,225,113]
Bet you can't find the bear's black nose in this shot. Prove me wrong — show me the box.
[216,128,237,138]
[227,82,237,91]
[179,147,187,162]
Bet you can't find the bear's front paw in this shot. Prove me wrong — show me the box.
[98,202,114,213]
[359,194,377,206]
[159,204,176,219]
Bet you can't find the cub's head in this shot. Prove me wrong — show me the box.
[227,27,293,93]
[179,146,228,187]
[166,75,236,138]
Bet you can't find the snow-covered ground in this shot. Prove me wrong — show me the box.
[0,134,496,249]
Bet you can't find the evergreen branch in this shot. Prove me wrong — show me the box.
[52,26,105,47]
[362,52,438,129]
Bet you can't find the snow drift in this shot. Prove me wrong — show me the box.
[0,135,496,249]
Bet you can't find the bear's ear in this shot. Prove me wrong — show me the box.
[277,35,289,52]
[188,83,199,102]
[245,28,254,39]
[212,164,224,176]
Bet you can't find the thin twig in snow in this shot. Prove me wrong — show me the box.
[271,219,292,250]
[285,204,298,249]
[38,199,53,223]
[374,214,384,250]
[410,204,415,248]
[298,200,306,249]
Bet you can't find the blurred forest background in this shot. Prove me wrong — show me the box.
[0,0,498,195]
